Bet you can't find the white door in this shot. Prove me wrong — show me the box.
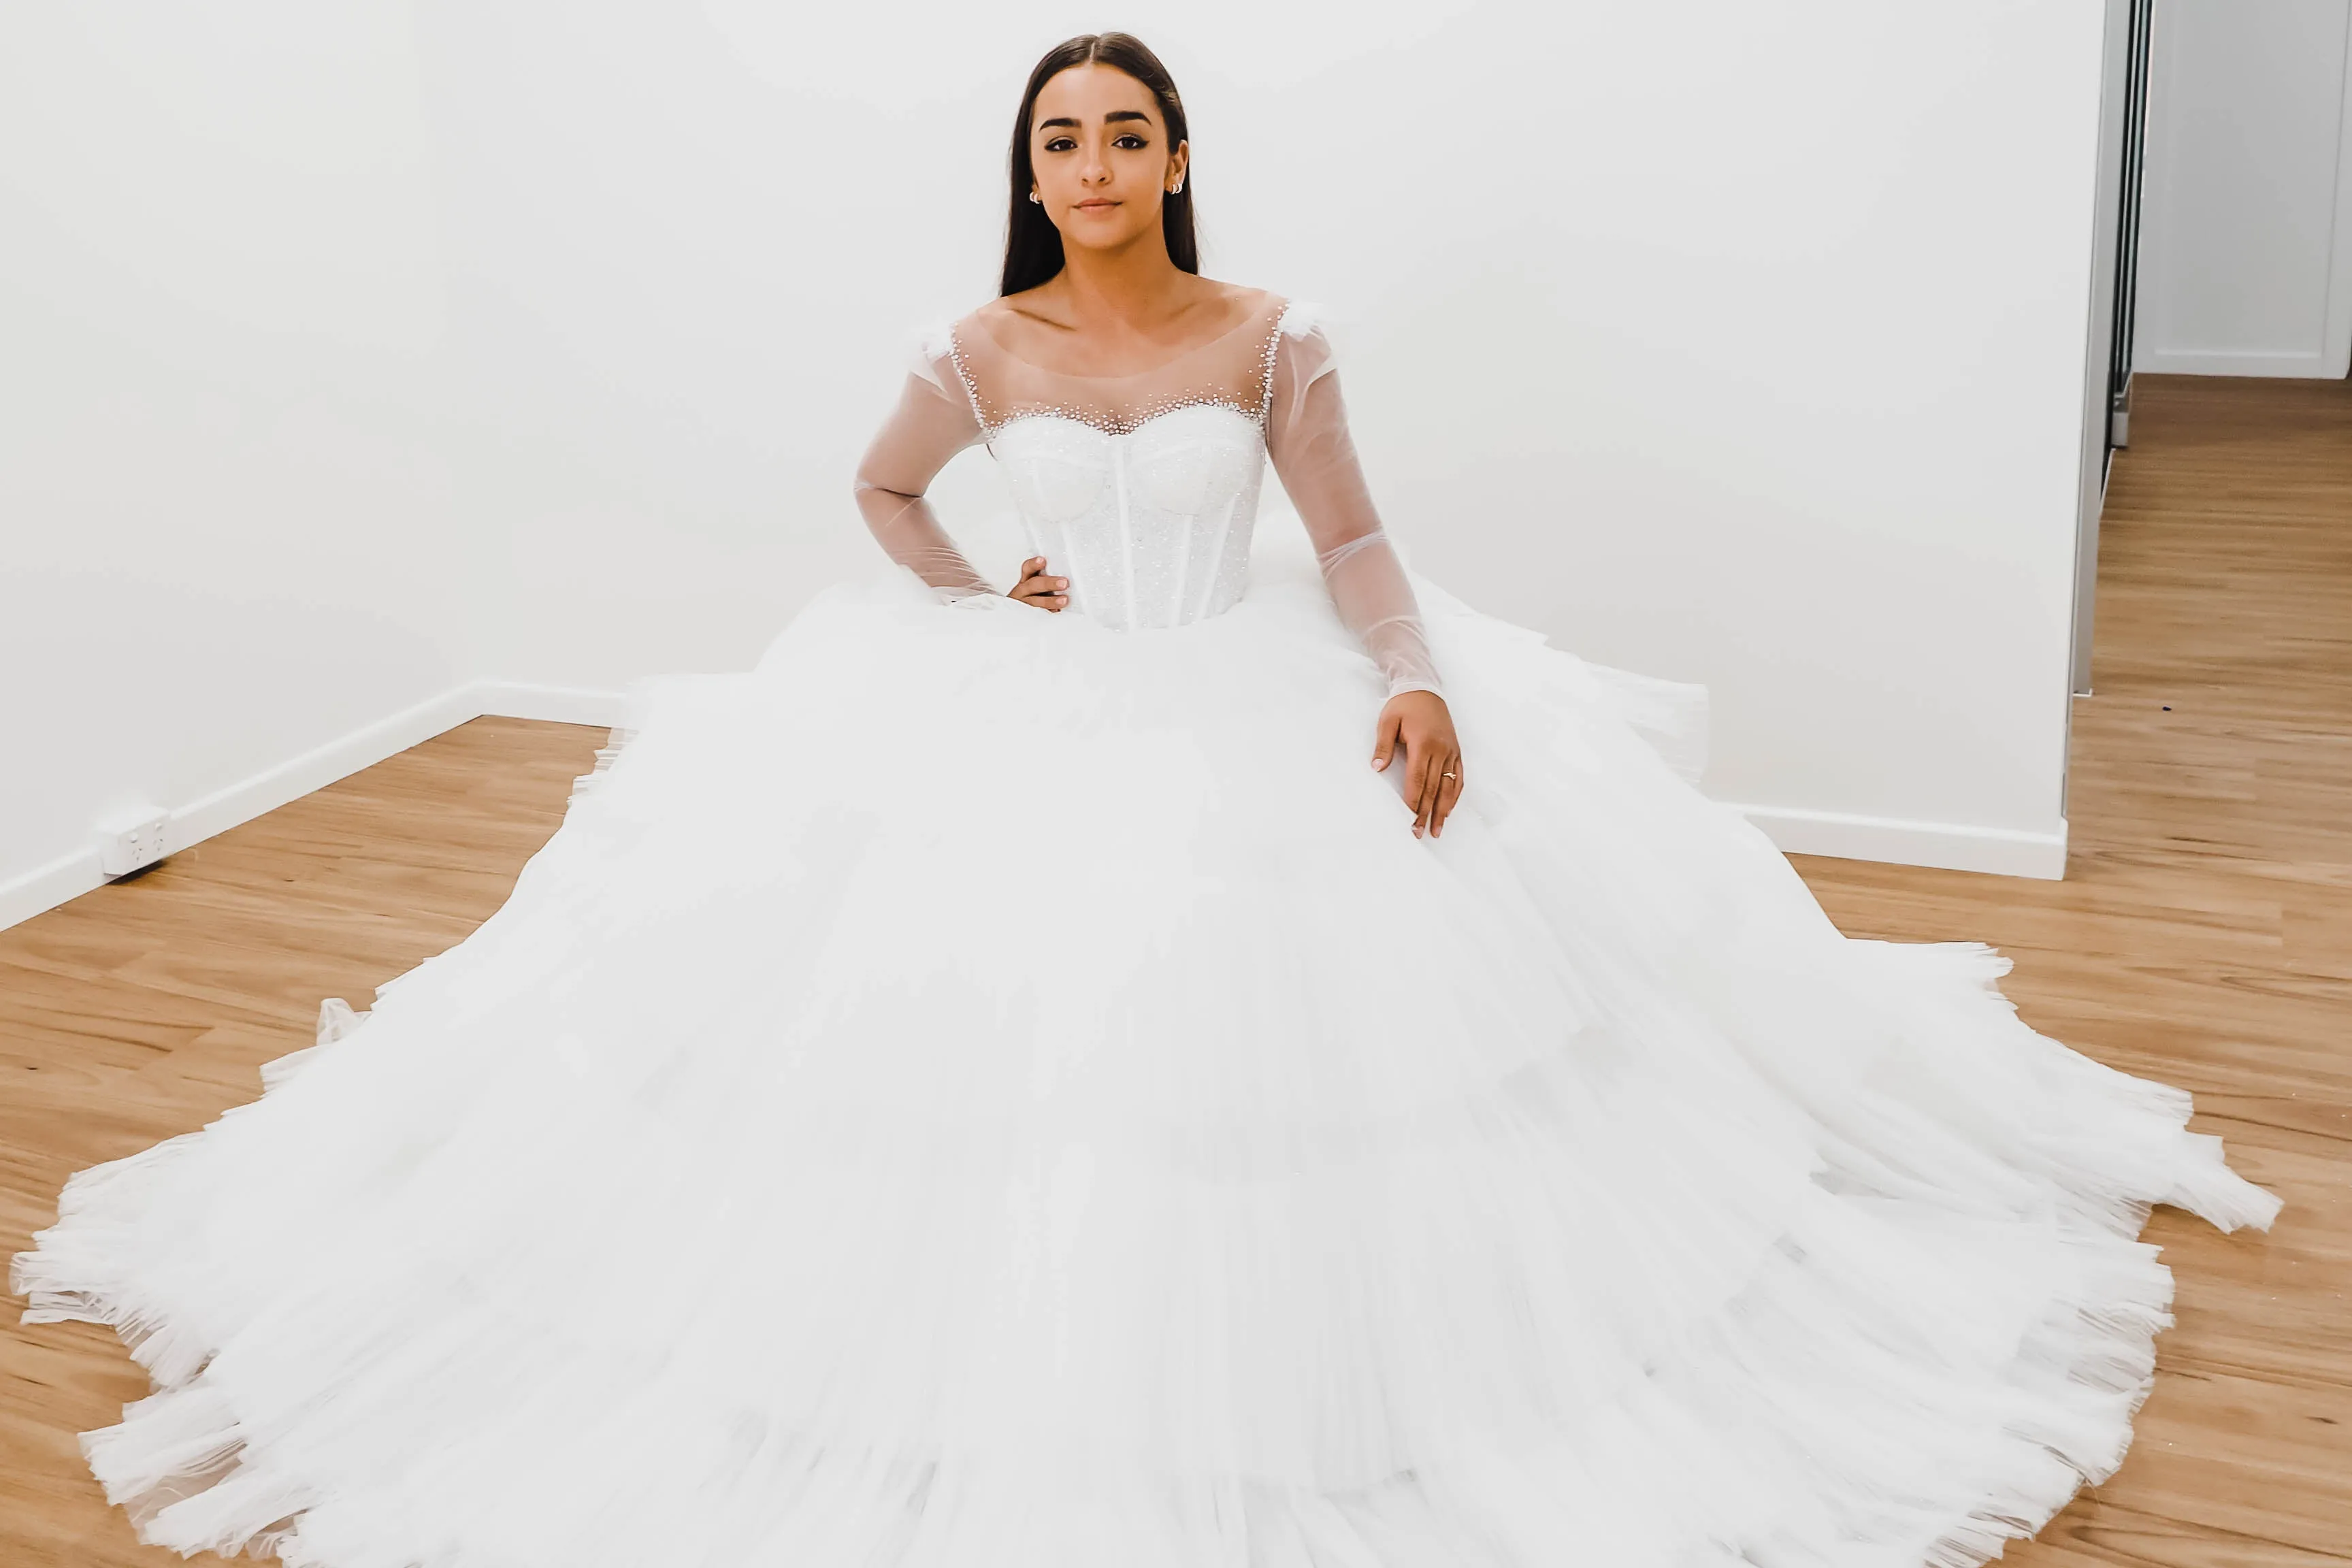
[2134,0,2352,378]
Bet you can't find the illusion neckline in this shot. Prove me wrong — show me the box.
[954,289,1290,384]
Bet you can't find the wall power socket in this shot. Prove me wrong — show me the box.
[95,805,170,877]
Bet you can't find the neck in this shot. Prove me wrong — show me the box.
[1054,227,1193,328]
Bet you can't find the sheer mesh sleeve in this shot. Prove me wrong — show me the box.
[1264,314,1443,700]
[852,329,996,601]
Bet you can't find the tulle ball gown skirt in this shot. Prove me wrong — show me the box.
[14,530,2281,1568]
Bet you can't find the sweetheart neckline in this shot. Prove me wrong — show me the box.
[981,400,1269,448]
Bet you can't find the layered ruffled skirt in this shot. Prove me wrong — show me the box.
[14,529,2281,1568]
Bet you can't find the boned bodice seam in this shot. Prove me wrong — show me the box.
[984,406,1270,634]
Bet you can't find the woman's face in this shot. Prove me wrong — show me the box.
[1028,63,1187,257]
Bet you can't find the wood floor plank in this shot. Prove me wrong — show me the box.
[2092,1365,2352,1559]
[2037,1495,2352,1568]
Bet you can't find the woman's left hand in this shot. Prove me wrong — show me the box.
[1371,689,1464,838]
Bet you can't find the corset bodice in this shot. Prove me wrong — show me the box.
[987,404,1269,631]
[853,291,1441,698]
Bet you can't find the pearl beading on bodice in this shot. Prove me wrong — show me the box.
[945,315,1286,443]
[931,303,1307,633]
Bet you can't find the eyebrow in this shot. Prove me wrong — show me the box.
[1037,110,1154,130]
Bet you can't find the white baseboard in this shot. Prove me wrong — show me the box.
[3,683,487,932]
[0,848,120,938]
[2134,346,2349,378]
[3,683,2071,934]
[1729,800,2068,880]
[169,684,488,851]
[0,681,630,934]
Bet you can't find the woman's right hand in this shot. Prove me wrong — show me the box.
[1009,555,1069,611]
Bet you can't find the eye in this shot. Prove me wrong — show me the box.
[1043,135,1077,153]
[1114,133,1148,150]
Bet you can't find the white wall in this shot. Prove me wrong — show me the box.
[2135,0,2352,376]
[426,0,2106,872]
[4,0,2112,922]
[0,4,473,919]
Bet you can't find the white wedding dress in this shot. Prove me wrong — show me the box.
[16,291,2282,1568]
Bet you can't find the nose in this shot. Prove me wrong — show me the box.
[1081,142,1111,185]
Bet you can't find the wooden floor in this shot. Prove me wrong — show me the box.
[3,374,2349,1565]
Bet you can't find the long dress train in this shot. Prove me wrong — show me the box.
[14,290,2281,1568]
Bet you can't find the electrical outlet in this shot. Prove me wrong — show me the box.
[96,806,169,877]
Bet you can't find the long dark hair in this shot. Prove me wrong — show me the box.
[1001,33,1198,296]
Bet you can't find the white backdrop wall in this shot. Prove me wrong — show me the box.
[2134,0,2352,377]
[424,0,2103,868]
[5,0,2110,921]
[0,3,473,917]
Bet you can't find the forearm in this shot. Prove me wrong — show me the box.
[854,483,996,600]
[853,359,992,601]
[1318,529,1442,699]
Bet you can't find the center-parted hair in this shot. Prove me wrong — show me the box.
[1002,33,1199,296]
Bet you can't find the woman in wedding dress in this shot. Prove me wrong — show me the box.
[15,31,2283,1568]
